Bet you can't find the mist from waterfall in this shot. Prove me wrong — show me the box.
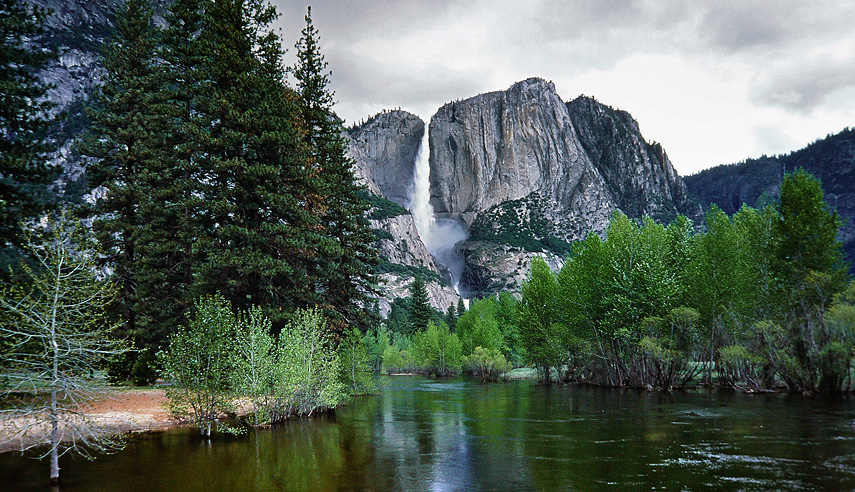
[408,128,468,295]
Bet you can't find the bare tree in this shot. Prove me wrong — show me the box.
[0,212,126,484]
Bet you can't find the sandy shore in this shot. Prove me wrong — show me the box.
[0,388,182,453]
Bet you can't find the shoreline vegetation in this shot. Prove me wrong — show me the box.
[3,368,845,456]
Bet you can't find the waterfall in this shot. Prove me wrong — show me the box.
[408,128,468,294]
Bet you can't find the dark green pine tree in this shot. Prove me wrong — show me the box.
[80,0,162,356]
[292,6,378,337]
[0,0,57,256]
[130,0,209,353]
[445,304,457,332]
[456,298,466,318]
[192,0,321,328]
[409,275,432,334]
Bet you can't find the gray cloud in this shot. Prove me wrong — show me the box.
[752,55,855,112]
[270,0,855,173]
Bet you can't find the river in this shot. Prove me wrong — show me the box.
[2,376,854,491]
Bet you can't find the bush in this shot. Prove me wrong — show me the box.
[412,322,462,375]
[463,346,511,382]
[275,308,345,416]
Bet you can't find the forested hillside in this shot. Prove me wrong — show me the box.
[685,128,855,270]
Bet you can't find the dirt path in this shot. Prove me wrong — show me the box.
[0,388,182,453]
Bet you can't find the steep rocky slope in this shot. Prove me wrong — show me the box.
[685,128,855,270]
[426,78,698,296]
[346,110,424,207]
[345,111,461,314]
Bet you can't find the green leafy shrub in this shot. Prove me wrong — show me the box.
[463,346,511,382]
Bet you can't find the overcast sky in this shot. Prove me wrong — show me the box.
[272,0,855,175]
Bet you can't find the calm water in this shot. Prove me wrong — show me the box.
[2,376,855,491]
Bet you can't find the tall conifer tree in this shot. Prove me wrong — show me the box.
[192,0,320,327]
[131,0,209,349]
[0,0,57,257]
[292,7,378,335]
[81,0,161,352]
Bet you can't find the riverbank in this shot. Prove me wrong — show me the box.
[0,388,180,454]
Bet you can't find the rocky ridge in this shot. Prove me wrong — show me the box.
[422,78,698,296]
[685,128,855,271]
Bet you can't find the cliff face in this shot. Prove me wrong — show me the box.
[346,111,461,315]
[368,213,460,315]
[426,78,698,296]
[346,110,424,207]
[566,96,699,222]
[685,128,855,271]
[429,78,615,240]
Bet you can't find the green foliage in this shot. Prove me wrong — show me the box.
[517,256,564,382]
[158,295,237,437]
[292,6,379,336]
[0,0,58,252]
[78,0,380,358]
[79,0,164,364]
[411,322,463,375]
[463,347,511,382]
[775,169,848,286]
[456,297,505,355]
[468,194,572,254]
[339,326,377,396]
[520,171,853,393]
[358,190,411,220]
[275,308,346,416]
[408,275,433,333]
[377,260,442,284]
[230,306,276,426]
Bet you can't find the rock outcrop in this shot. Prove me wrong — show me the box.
[685,128,855,272]
[426,78,698,296]
[368,213,460,315]
[346,111,461,314]
[346,111,424,207]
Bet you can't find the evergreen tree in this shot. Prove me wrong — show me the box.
[408,275,432,334]
[445,304,457,332]
[292,6,378,336]
[131,0,208,351]
[191,0,320,327]
[0,0,57,256]
[456,298,466,317]
[80,0,161,359]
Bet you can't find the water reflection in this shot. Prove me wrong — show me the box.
[1,377,854,491]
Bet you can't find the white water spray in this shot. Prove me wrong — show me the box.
[409,128,468,294]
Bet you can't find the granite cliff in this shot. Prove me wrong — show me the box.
[420,78,698,296]
[345,111,461,315]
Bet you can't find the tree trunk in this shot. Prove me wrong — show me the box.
[50,394,59,484]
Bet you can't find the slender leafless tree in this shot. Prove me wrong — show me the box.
[0,212,127,484]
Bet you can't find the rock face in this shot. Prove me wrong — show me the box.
[429,78,615,240]
[427,78,698,296]
[685,128,855,272]
[346,111,461,315]
[368,213,460,316]
[566,95,698,222]
[346,111,424,207]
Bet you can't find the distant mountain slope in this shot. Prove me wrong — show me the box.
[685,128,855,269]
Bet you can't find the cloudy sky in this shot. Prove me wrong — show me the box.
[272,0,855,175]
